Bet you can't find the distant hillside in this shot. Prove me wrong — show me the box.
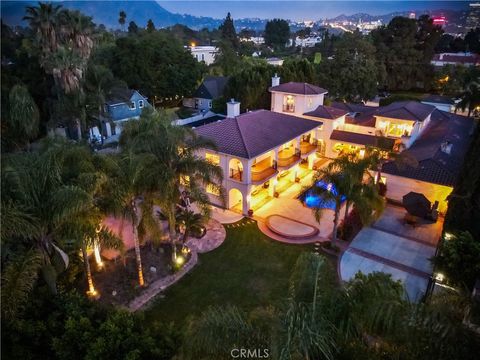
[0,1,224,30]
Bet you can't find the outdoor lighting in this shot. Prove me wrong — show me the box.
[94,244,104,269]
[359,149,365,159]
[191,42,196,47]
[175,256,185,266]
[87,289,99,298]
[444,232,454,240]
[435,273,445,282]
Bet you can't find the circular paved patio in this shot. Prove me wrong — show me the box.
[266,214,320,239]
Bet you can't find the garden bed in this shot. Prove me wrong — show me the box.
[84,244,174,307]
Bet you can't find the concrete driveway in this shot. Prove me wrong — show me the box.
[340,204,440,301]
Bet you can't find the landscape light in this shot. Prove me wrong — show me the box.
[435,273,445,282]
[176,256,185,266]
[444,232,453,240]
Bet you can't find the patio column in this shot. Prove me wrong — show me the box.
[244,159,252,184]
[295,136,301,152]
[272,148,279,169]
[268,177,277,197]
[291,164,299,182]
[307,153,315,170]
[244,187,252,215]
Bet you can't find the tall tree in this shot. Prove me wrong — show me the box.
[219,12,238,49]
[146,19,155,33]
[264,19,290,49]
[5,85,40,149]
[318,31,383,101]
[120,110,224,260]
[456,80,480,116]
[118,10,126,31]
[128,21,138,34]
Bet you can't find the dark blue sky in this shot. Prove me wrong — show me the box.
[158,1,469,20]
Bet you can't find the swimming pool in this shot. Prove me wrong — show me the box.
[299,180,346,210]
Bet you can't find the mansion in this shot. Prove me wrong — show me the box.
[194,75,475,216]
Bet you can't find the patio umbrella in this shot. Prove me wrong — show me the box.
[402,192,431,218]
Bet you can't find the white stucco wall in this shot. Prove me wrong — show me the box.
[271,92,325,117]
[381,173,453,214]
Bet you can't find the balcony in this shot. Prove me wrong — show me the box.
[283,104,295,113]
[278,148,301,168]
[300,141,317,155]
[251,157,278,184]
[229,169,243,182]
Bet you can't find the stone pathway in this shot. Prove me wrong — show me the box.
[127,218,226,312]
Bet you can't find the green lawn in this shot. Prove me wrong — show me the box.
[144,218,312,327]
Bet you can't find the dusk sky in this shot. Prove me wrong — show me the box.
[158,1,470,20]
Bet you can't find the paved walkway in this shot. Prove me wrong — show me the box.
[339,205,439,302]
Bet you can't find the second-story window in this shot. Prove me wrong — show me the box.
[283,95,295,112]
[129,101,136,110]
[138,100,144,108]
[206,153,220,166]
[307,97,313,108]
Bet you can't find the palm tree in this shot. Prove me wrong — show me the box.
[6,85,40,149]
[120,110,224,261]
[327,153,385,224]
[84,64,126,140]
[1,140,93,295]
[304,165,347,245]
[118,10,127,31]
[99,152,162,287]
[23,2,62,69]
[176,209,205,244]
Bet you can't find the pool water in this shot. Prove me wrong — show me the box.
[300,180,346,210]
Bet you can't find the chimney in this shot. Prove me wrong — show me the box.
[440,140,452,154]
[227,98,240,118]
[271,73,280,87]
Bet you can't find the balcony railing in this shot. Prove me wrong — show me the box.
[300,141,317,155]
[230,169,243,182]
[278,149,301,168]
[283,104,295,113]
[251,167,277,183]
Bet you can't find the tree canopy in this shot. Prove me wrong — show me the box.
[264,19,290,49]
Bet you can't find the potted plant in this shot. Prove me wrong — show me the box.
[248,209,254,217]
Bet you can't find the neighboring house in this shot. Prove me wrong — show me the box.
[266,57,284,66]
[240,36,265,45]
[431,52,480,67]
[189,45,218,66]
[295,36,322,47]
[421,95,456,113]
[186,76,229,111]
[193,75,475,215]
[101,89,150,138]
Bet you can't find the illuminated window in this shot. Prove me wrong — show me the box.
[206,184,220,196]
[307,97,313,108]
[283,95,295,112]
[205,153,220,165]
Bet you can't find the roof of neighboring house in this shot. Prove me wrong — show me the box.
[421,94,455,105]
[382,110,476,186]
[105,88,137,105]
[194,109,322,159]
[193,76,229,100]
[330,130,396,150]
[375,101,436,122]
[304,105,348,119]
[432,53,480,65]
[269,82,328,95]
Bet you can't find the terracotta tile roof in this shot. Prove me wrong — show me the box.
[382,110,476,186]
[330,130,396,150]
[194,110,321,159]
[375,101,436,122]
[330,102,378,127]
[304,105,348,119]
[269,82,328,95]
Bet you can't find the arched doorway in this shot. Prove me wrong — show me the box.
[229,158,244,181]
[228,188,243,213]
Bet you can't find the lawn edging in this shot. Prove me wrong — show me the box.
[128,250,198,312]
